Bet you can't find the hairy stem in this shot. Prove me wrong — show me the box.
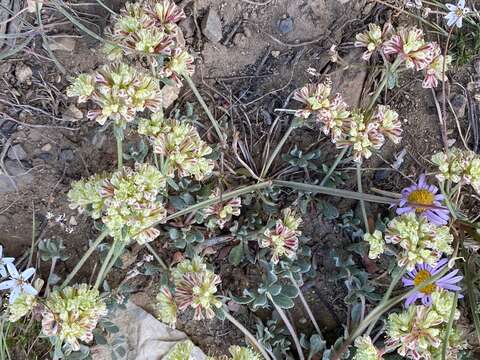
[116,135,123,170]
[184,75,225,143]
[268,295,305,360]
[61,230,109,288]
[356,162,370,233]
[319,147,348,186]
[94,240,117,289]
[223,309,272,360]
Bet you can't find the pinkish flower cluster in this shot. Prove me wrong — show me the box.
[355,24,451,88]
[294,82,403,162]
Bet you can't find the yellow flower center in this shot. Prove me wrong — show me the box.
[413,269,436,295]
[407,189,434,212]
[455,8,464,17]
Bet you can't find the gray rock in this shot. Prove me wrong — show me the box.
[15,64,32,84]
[60,149,75,162]
[201,8,222,43]
[451,94,467,118]
[7,144,27,161]
[0,120,17,137]
[37,152,54,161]
[0,161,34,193]
[278,16,294,34]
[179,18,195,38]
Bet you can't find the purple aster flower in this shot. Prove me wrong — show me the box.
[396,174,449,225]
[402,258,463,307]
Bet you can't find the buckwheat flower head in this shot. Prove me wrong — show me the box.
[422,44,452,89]
[149,0,186,28]
[66,74,95,103]
[293,81,332,119]
[0,263,38,304]
[165,340,194,360]
[445,0,470,28]
[0,245,14,278]
[432,327,467,359]
[68,173,107,219]
[321,94,352,142]
[281,207,302,232]
[156,287,178,328]
[42,284,107,351]
[364,230,385,259]
[336,111,385,163]
[374,105,403,144]
[8,293,37,322]
[260,218,300,264]
[402,259,463,307]
[396,174,450,226]
[171,256,207,283]
[101,163,167,244]
[430,290,461,321]
[151,119,214,180]
[353,335,382,360]
[228,345,262,360]
[173,258,222,320]
[203,188,242,229]
[355,23,392,61]
[383,26,435,71]
[159,47,195,87]
[138,112,166,136]
[385,213,453,270]
[68,63,162,127]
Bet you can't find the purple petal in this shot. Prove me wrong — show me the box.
[432,259,449,273]
[434,194,444,201]
[422,295,432,306]
[402,278,414,286]
[418,174,426,188]
[439,283,462,291]
[396,206,413,215]
[405,293,419,307]
[428,185,438,193]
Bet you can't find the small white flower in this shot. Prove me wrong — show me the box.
[55,214,66,223]
[65,227,74,234]
[0,246,14,278]
[445,0,470,28]
[0,263,38,303]
[45,212,54,220]
[143,254,154,263]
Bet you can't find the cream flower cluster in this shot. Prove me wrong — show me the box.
[68,163,167,244]
[355,24,451,89]
[294,82,402,162]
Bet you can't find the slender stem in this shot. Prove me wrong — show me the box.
[268,295,305,360]
[61,230,109,288]
[145,242,168,270]
[320,147,348,186]
[356,162,370,233]
[223,310,272,360]
[440,28,454,154]
[184,75,225,143]
[273,180,398,204]
[45,257,58,296]
[37,5,66,75]
[28,204,35,268]
[441,292,458,360]
[366,266,407,335]
[261,123,295,178]
[94,0,117,15]
[290,275,323,339]
[464,253,480,345]
[99,243,125,287]
[366,58,402,112]
[94,241,118,289]
[116,136,123,170]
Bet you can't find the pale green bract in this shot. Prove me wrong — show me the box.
[353,336,381,360]
[8,293,37,322]
[68,173,106,219]
[164,340,194,360]
[364,230,385,259]
[228,345,262,360]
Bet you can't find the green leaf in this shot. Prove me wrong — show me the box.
[318,200,339,220]
[308,334,325,360]
[252,294,268,309]
[230,294,253,305]
[271,294,294,309]
[281,284,299,298]
[214,306,226,320]
[228,243,244,266]
[268,284,282,296]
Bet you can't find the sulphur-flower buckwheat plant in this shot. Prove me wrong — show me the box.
[227,345,262,360]
[138,115,214,180]
[164,340,194,360]
[103,0,186,62]
[165,257,222,321]
[384,213,454,270]
[431,147,480,194]
[354,23,392,61]
[8,293,38,322]
[203,188,242,229]
[159,47,195,87]
[41,284,107,351]
[260,208,302,264]
[386,290,465,359]
[67,62,162,127]
[68,173,107,219]
[364,230,385,260]
[353,335,382,360]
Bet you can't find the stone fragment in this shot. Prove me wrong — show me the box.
[201,8,222,43]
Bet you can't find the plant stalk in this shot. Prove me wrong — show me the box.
[261,122,295,178]
[61,230,109,288]
[116,135,123,170]
[356,162,370,233]
[94,240,117,289]
[319,147,348,186]
[223,309,272,360]
[145,242,168,270]
[184,75,226,143]
[268,295,305,360]
[441,292,458,360]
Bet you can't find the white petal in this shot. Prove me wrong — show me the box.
[6,263,18,278]
[21,268,35,281]
[3,258,14,264]
[22,284,38,296]
[0,280,15,290]
[456,17,463,28]
[0,266,6,278]
[458,0,465,8]
[0,245,3,258]
[445,4,456,10]
[9,287,20,304]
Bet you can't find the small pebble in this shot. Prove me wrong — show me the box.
[7,144,27,161]
[278,16,294,34]
[41,143,52,152]
[60,149,74,162]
